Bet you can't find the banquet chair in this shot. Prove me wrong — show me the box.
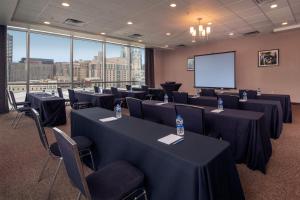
[53,127,148,200]
[173,92,188,104]
[111,87,125,106]
[9,91,31,129]
[6,88,15,111]
[239,89,257,99]
[126,97,143,119]
[217,94,240,109]
[57,88,70,105]
[94,86,99,93]
[141,85,153,100]
[200,88,216,97]
[126,85,132,91]
[31,108,95,199]
[175,104,206,136]
[68,89,91,110]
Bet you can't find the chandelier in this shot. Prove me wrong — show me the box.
[189,18,212,41]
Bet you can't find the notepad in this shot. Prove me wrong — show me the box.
[155,102,168,106]
[158,134,183,145]
[99,117,118,122]
[211,109,224,113]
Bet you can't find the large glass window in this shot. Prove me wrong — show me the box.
[131,48,145,86]
[73,39,103,90]
[7,30,27,101]
[105,43,130,88]
[30,32,71,93]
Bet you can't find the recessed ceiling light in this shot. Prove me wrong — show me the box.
[43,21,50,25]
[61,2,70,7]
[166,32,171,36]
[282,22,288,25]
[170,3,176,8]
[207,22,212,25]
[127,21,133,25]
[229,32,234,36]
[100,32,106,35]
[138,40,143,42]
[270,4,278,9]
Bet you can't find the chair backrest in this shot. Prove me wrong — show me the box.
[68,89,78,106]
[200,88,216,97]
[57,88,64,98]
[53,128,91,199]
[217,94,240,109]
[141,85,149,92]
[126,85,131,91]
[239,89,257,99]
[111,87,121,98]
[126,97,143,118]
[9,91,18,109]
[94,86,99,93]
[173,92,188,104]
[31,108,52,154]
[6,89,13,106]
[175,104,206,135]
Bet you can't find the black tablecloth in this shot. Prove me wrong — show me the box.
[71,107,244,200]
[26,93,66,126]
[75,91,114,110]
[258,94,292,123]
[189,96,283,139]
[142,100,271,173]
[120,90,146,99]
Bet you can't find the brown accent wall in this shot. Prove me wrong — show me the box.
[154,29,300,103]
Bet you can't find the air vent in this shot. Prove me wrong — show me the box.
[176,44,186,48]
[254,0,275,5]
[128,33,143,38]
[243,31,260,36]
[64,18,85,27]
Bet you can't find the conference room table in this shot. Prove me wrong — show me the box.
[71,107,245,200]
[188,96,283,139]
[102,88,146,100]
[75,90,115,110]
[26,92,66,126]
[142,100,272,173]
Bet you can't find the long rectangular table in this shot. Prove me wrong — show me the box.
[189,96,283,139]
[75,91,115,110]
[71,107,244,200]
[142,100,272,173]
[26,93,66,126]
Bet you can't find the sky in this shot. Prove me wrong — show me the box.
[9,30,144,63]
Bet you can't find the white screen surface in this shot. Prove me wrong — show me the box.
[194,52,235,88]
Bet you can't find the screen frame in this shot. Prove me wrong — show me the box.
[193,51,236,89]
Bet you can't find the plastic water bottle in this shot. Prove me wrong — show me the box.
[176,115,184,136]
[51,90,55,96]
[243,91,247,101]
[115,104,122,118]
[99,87,103,94]
[218,98,224,110]
[164,94,168,103]
[257,88,261,96]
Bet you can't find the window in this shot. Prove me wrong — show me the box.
[105,43,130,88]
[131,48,145,86]
[7,30,27,101]
[73,39,103,89]
[30,32,71,93]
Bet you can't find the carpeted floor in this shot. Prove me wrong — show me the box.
[0,106,300,200]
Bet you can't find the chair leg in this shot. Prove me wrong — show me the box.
[88,149,95,170]
[11,113,19,127]
[47,158,62,200]
[133,189,148,200]
[13,112,23,129]
[76,191,81,200]
[38,156,50,182]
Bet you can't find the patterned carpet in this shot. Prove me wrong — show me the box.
[0,106,299,200]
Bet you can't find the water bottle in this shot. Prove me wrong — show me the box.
[164,94,169,103]
[99,87,103,94]
[51,90,55,96]
[243,91,247,101]
[257,88,261,96]
[176,115,184,136]
[197,89,201,97]
[115,104,122,118]
[218,98,224,110]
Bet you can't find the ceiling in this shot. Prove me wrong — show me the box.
[2,0,300,48]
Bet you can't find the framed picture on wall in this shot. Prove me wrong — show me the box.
[187,57,194,71]
[258,49,279,67]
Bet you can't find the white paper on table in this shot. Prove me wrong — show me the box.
[158,134,183,145]
[155,102,168,106]
[211,109,224,113]
[99,117,118,122]
[239,99,247,102]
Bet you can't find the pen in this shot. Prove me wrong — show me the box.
[172,138,184,145]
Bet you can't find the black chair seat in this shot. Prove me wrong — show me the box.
[50,136,93,157]
[86,161,144,200]
[16,101,31,106]
[17,106,31,112]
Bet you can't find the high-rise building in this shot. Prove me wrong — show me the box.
[7,33,13,64]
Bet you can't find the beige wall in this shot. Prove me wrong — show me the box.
[154,29,300,103]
